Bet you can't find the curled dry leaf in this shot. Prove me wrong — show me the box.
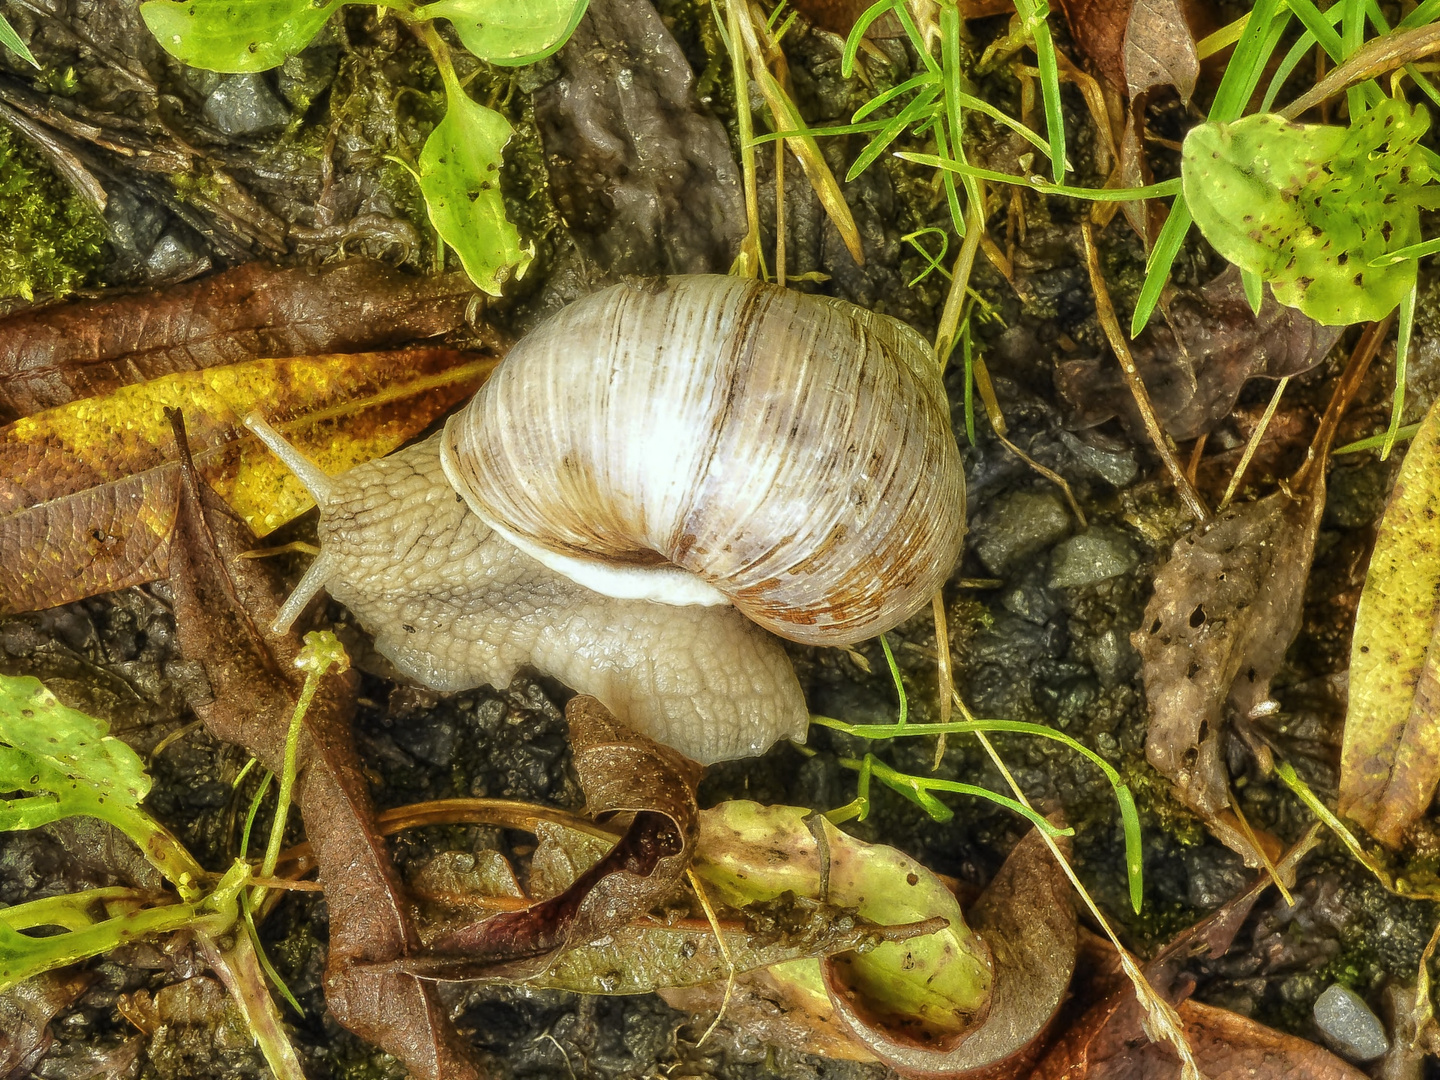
[1058,266,1343,442]
[1137,323,1381,851]
[163,415,479,1080]
[392,695,701,980]
[0,259,479,423]
[0,347,496,615]
[1032,829,1361,1080]
[663,801,995,1062]
[823,824,1077,1078]
[1341,394,1440,846]
[406,817,942,995]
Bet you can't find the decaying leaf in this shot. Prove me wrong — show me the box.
[1137,323,1382,853]
[163,414,480,1080]
[824,824,1077,1076]
[0,259,480,423]
[0,970,93,1078]
[1341,395,1440,846]
[1032,830,1360,1080]
[1060,0,1197,101]
[0,346,496,615]
[1057,266,1343,441]
[396,696,701,980]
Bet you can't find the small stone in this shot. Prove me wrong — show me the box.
[202,73,291,137]
[1313,983,1389,1062]
[999,566,1061,624]
[1059,430,1139,487]
[970,491,1073,577]
[1048,527,1139,588]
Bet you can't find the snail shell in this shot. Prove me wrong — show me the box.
[247,275,965,764]
[441,274,965,645]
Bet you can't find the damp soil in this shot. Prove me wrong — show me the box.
[1,0,1439,1077]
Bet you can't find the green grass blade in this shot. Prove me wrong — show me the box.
[0,13,38,67]
[842,0,901,77]
[853,70,937,122]
[896,153,1180,200]
[1131,199,1192,335]
[1335,421,1421,454]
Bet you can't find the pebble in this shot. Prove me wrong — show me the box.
[970,491,1073,577]
[1047,527,1139,588]
[203,73,291,137]
[1313,983,1390,1062]
[1059,430,1139,487]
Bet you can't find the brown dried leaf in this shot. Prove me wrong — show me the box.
[662,966,878,1062]
[0,260,478,423]
[1033,832,1355,1080]
[1125,0,1199,102]
[0,970,92,1079]
[1061,0,1197,100]
[1057,266,1343,442]
[823,825,1076,1077]
[393,695,701,980]
[1135,483,1324,821]
[1137,325,1382,850]
[0,347,494,615]
[163,413,479,1080]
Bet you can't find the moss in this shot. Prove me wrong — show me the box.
[0,125,106,301]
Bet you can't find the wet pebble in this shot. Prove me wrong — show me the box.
[1048,527,1138,588]
[202,73,291,137]
[1059,430,1138,487]
[1313,983,1389,1062]
[970,490,1072,577]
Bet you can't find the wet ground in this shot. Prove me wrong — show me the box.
[2,0,1440,1077]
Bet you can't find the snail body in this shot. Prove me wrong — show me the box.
[248,275,964,764]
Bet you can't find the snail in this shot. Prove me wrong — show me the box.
[245,275,965,764]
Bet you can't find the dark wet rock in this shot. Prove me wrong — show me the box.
[276,45,340,115]
[202,73,291,137]
[1313,984,1389,1062]
[1085,626,1138,690]
[999,564,1062,624]
[1323,458,1390,529]
[969,490,1074,577]
[144,232,210,282]
[1058,430,1139,486]
[1048,527,1139,588]
[533,0,743,281]
[1181,843,1248,908]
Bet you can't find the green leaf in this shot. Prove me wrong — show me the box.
[0,13,39,68]
[1182,102,1440,325]
[417,0,588,66]
[695,803,993,1032]
[419,80,533,294]
[0,674,204,891]
[139,0,345,73]
[1340,395,1440,846]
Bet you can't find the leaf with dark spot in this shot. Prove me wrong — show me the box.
[163,411,480,1080]
[1341,394,1440,845]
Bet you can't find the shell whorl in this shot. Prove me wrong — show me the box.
[440,274,966,646]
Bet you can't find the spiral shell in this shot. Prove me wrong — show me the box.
[440,274,965,646]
